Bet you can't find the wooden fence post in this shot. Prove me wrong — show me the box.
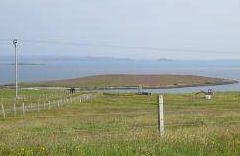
[14,103,17,116]
[48,101,51,110]
[37,102,40,113]
[22,102,25,115]
[1,104,6,119]
[62,99,64,107]
[157,95,164,135]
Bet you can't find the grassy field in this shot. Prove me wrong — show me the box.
[0,89,240,155]
[19,74,237,89]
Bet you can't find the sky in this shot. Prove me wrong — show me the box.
[0,0,240,59]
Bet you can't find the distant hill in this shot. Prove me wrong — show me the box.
[0,56,133,62]
[45,56,133,62]
[156,58,173,62]
[20,74,238,89]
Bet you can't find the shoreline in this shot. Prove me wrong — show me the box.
[95,81,240,90]
[84,80,239,90]
[2,74,238,90]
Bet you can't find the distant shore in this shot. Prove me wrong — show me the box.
[12,74,238,90]
[94,82,239,90]
[1,63,45,66]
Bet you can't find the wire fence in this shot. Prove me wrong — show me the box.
[0,93,94,119]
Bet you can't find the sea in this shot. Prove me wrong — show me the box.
[0,57,240,93]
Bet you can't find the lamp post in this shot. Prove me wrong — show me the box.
[13,39,18,100]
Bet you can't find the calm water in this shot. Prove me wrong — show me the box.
[1,58,240,93]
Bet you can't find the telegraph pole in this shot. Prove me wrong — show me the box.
[13,39,18,100]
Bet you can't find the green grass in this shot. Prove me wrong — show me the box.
[0,89,240,155]
[0,88,49,98]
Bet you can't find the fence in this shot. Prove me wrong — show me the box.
[0,93,93,119]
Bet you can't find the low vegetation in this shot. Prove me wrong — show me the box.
[0,89,240,155]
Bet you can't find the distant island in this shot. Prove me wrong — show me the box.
[19,74,238,89]
[60,57,133,62]
[156,58,173,62]
[6,63,45,66]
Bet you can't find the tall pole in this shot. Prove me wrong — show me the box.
[13,39,18,100]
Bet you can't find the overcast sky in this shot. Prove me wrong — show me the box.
[0,0,240,59]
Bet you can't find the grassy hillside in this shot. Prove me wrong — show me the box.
[0,89,240,155]
[20,74,237,89]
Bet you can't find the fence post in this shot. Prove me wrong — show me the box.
[14,103,17,116]
[48,101,51,110]
[61,99,63,106]
[22,102,25,115]
[157,95,164,135]
[37,102,40,113]
[1,104,6,119]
